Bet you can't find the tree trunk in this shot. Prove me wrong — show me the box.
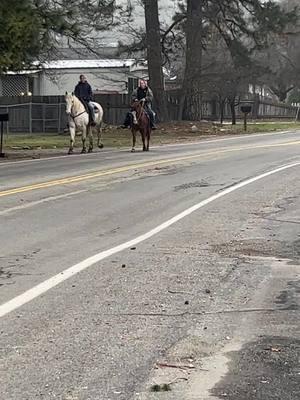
[143,0,169,122]
[220,99,225,124]
[229,98,236,125]
[182,0,203,121]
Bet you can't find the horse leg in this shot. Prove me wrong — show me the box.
[146,126,151,151]
[97,122,104,149]
[81,126,87,154]
[88,125,93,153]
[141,129,146,151]
[68,126,75,154]
[131,129,136,152]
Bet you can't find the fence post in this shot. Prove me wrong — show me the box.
[58,103,61,134]
[29,102,32,134]
[42,103,46,133]
[6,107,9,134]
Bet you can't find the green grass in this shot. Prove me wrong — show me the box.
[4,121,300,152]
[5,134,69,149]
[4,131,131,150]
[225,121,300,134]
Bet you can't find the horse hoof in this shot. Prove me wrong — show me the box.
[81,149,87,154]
[88,148,93,153]
[98,144,104,149]
[68,149,73,155]
[131,148,135,153]
[143,148,146,152]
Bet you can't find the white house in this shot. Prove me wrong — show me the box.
[0,1,179,97]
[0,59,149,96]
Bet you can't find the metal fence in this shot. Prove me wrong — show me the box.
[0,94,298,134]
[0,102,67,134]
[0,94,129,133]
[166,90,299,121]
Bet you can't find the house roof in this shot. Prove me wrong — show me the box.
[5,58,147,75]
[42,59,137,69]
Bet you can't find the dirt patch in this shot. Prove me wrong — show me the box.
[211,238,300,263]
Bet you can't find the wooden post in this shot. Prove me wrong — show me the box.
[244,112,247,131]
[0,113,9,157]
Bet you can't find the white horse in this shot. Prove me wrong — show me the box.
[65,92,104,154]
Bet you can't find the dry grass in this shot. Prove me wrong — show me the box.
[2,120,299,159]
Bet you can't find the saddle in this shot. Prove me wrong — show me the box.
[80,100,99,125]
[79,99,99,113]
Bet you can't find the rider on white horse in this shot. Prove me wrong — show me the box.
[74,75,96,126]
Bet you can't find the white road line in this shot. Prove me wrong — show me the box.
[0,129,296,167]
[0,190,86,216]
[0,161,299,318]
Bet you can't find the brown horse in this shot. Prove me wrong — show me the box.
[131,100,151,152]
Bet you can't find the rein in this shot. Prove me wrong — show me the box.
[69,98,88,120]
[70,110,87,120]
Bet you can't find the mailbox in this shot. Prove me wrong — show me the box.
[241,105,252,114]
[0,113,9,122]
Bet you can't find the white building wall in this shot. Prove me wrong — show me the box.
[36,67,148,95]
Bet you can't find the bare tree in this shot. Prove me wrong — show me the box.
[143,0,169,122]
[168,0,297,120]
[180,0,203,121]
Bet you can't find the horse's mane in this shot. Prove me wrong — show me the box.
[72,94,81,104]
[71,94,85,110]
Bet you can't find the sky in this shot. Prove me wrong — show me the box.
[99,0,180,45]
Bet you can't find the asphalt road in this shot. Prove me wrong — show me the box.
[0,130,299,400]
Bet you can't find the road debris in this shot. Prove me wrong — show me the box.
[150,383,171,392]
[156,362,195,370]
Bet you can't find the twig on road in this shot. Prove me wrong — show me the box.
[156,362,196,370]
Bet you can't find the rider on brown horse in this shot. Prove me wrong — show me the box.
[122,79,156,129]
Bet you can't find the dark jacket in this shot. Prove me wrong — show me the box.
[74,81,93,101]
[131,86,153,105]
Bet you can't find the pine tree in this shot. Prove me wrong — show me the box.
[0,0,119,72]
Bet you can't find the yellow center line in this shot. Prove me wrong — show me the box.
[1,140,300,198]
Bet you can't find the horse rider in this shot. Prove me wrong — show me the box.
[122,79,156,129]
[74,74,96,126]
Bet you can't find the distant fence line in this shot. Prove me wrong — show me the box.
[0,94,129,134]
[0,94,298,134]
